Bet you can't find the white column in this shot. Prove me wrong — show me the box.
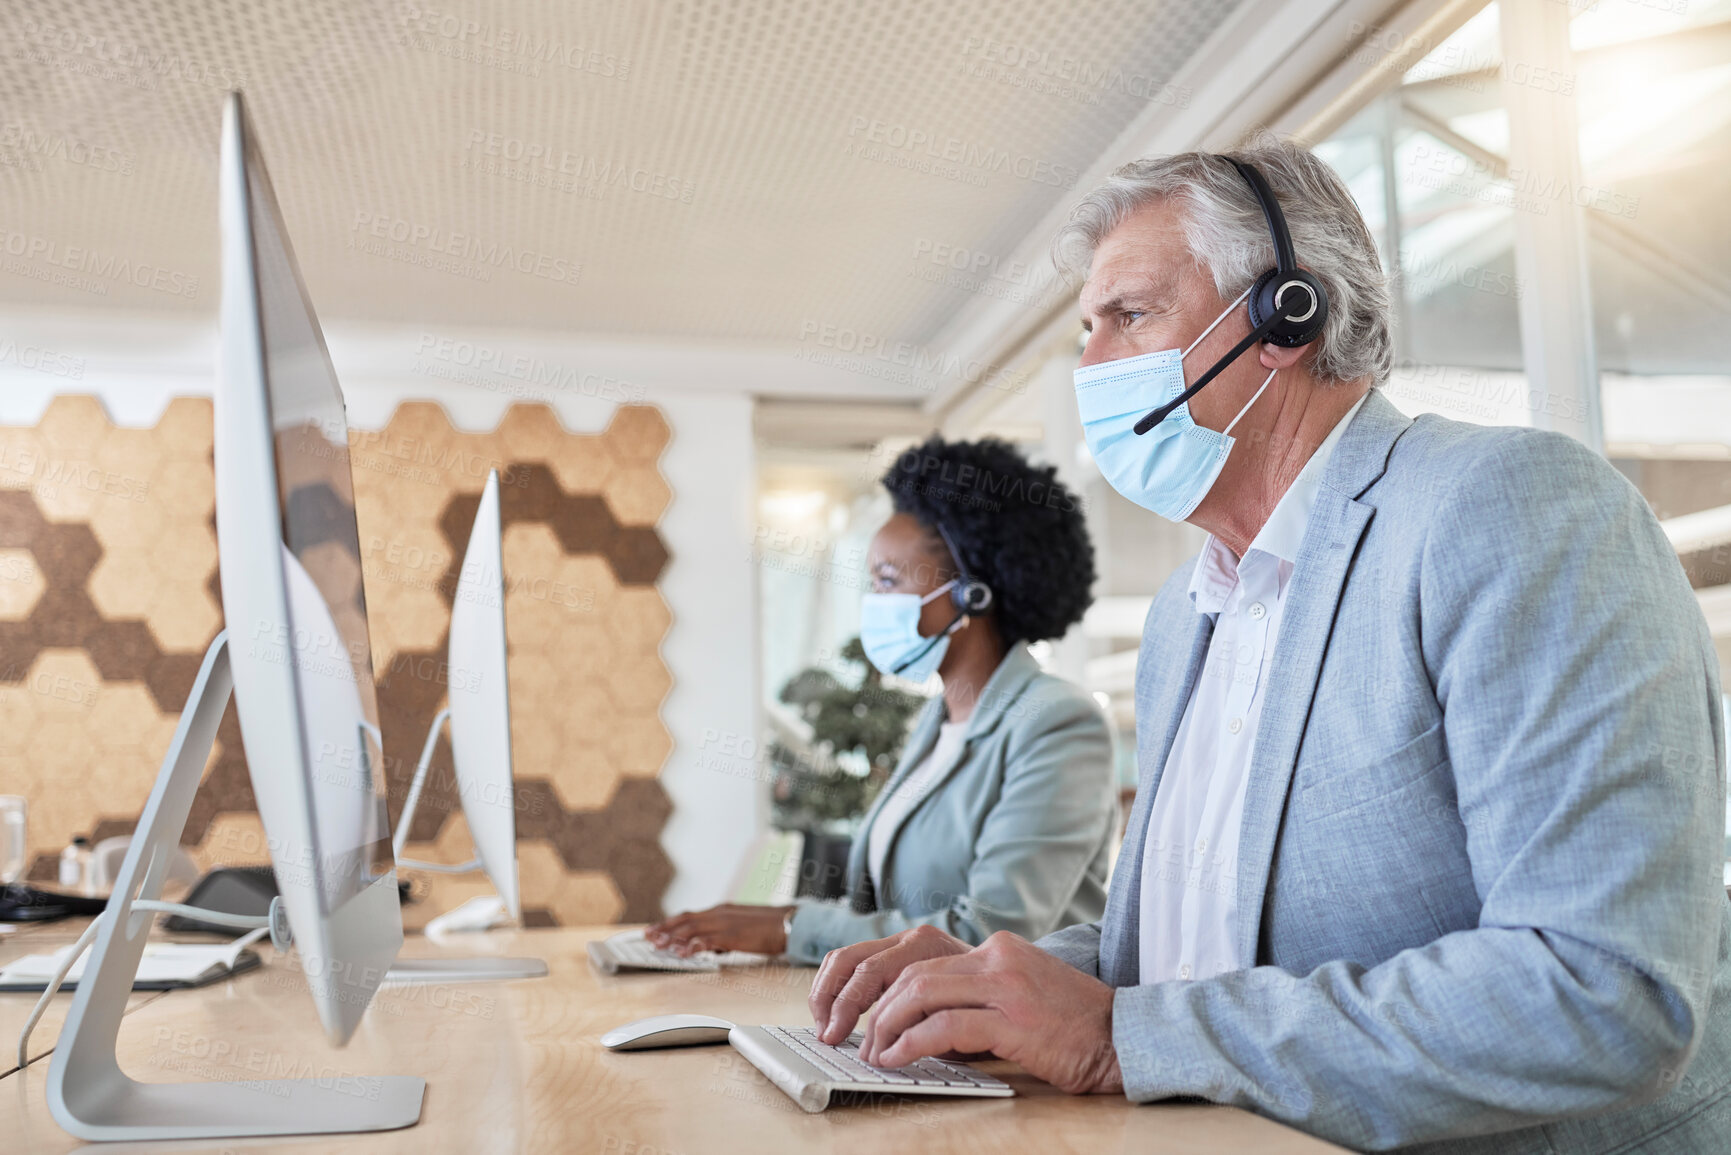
[1042,351,1092,686]
[1377,90,1413,367]
[1498,0,1602,451]
[658,391,763,912]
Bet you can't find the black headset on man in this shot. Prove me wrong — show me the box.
[1131,156,1330,436]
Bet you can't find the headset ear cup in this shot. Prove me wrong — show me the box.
[952,580,992,615]
[1246,269,1283,340]
[1249,268,1329,348]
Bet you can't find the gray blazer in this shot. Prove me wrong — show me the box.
[786,643,1117,965]
[1038,389,1731,1153]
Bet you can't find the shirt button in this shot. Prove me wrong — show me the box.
[1249,601,1266,620]
[1228,717,1243,735]
[1179,964,1192,980]
[1195,837,1208,853]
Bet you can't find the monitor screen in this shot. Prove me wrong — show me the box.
[244,138,393,916]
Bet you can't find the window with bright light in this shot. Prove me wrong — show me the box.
[1317,0,1731,878]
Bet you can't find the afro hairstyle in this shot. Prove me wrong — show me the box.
[879,435,1095,646]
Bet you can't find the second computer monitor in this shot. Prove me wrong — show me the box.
[447,470,520,921]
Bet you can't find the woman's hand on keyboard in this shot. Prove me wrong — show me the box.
[858,930,1123,1096]
[644,904,796,956]
[809,924,970,1045]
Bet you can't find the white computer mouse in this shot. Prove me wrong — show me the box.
[600,1013,736,1050]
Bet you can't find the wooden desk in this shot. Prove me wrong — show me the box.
[0,918,170,1077]
[0,926,1344,1153]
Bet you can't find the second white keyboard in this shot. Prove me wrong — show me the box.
[587,929,767,974]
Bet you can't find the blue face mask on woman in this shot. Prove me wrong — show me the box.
[859,580,959,683]
[1072,284,1277,522]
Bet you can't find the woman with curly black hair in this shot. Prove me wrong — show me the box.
[648,436,1117,963]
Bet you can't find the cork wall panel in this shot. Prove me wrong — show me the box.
[0,396,675,927]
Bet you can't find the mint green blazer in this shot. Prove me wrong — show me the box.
[785,643,1117,965]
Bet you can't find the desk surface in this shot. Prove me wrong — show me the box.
[0,925,1344,1153]
[0,918,170,1077]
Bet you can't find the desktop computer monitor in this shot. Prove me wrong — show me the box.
[213,89,402,1046]
[447,470,520,920]
[390,469,525,926]
[386,471,548,981]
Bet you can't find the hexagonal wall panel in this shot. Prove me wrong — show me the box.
[0,396,676,926]
[0,548,44,621]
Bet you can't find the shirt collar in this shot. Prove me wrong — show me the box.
[1188,391,1369,613]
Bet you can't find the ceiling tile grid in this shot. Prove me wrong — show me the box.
[0,0,1241,364]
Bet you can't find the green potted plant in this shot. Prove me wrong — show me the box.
[769,637,924,895]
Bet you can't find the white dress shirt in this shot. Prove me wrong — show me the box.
[1138,394,1368,984]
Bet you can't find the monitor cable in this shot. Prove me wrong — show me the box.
[14,896,291,1069]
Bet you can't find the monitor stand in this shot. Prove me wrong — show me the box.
[44,631,426,1141]
[385,709,548,985]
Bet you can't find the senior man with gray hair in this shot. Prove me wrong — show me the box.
[807,139,1731,1153]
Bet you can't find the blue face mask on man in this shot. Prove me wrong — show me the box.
[1072,284,1277,522]
[859,580,959,683]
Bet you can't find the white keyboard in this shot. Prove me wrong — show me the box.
[586,929,766,974]
[728,1024,1014,1113]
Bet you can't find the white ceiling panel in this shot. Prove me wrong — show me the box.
[0,0,1245,400]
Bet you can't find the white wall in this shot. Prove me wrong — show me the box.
[653,392,761,913]
[0,309,764,917]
